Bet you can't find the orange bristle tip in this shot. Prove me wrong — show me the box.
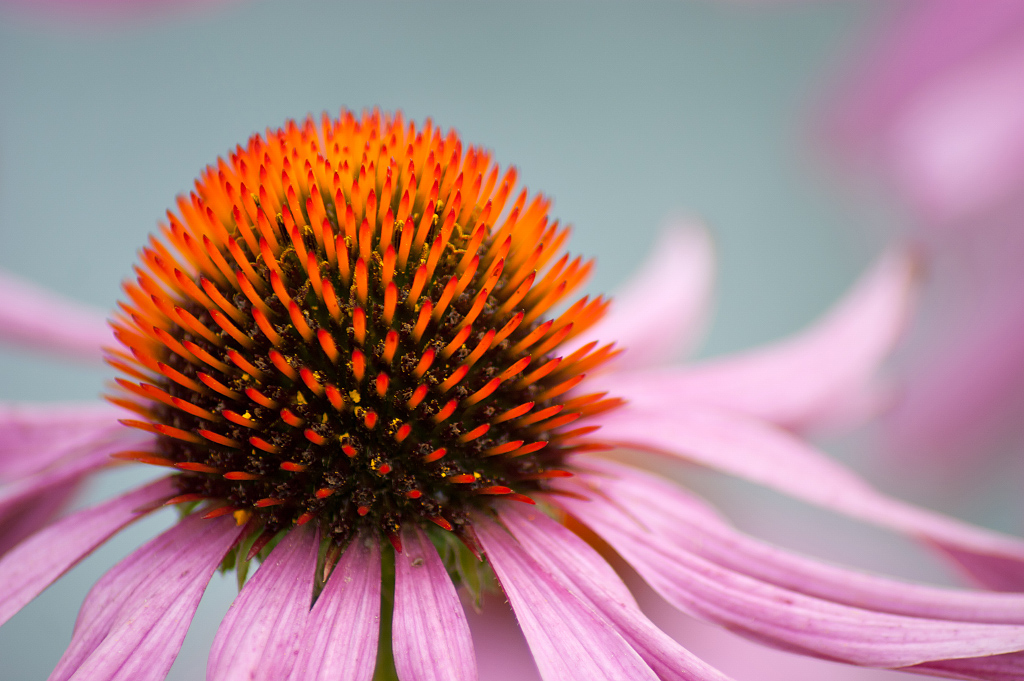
[422,447,447,463]
[224,471,261,481]
[176,461,220,474]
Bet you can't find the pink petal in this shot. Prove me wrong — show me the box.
[0,477,174,627]
[49,512,242,681]
[0,402,130,481]
[207,524,318,681]
[562,490,1024,669]
[497,504,731,681]
[592,252,915,433]
[0,477,79,560]
[566,461,1024,623]
[288,536,381,681]
[474,514,659,681]
[593,404,1024,590]
[392,525,477,681]
[915,650,1024,679]
[0,427,151,556]
[560,223,714,370]
[0,270,113,363]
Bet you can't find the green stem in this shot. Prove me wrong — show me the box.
[372,542,399,681]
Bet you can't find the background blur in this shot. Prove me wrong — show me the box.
[0,1,982,679]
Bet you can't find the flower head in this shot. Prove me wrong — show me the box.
[107,110,615,552]
[4,110,1024,681]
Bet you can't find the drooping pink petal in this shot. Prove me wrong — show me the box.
[474,514,659,681]
[0,477,174,627]
[591,252,915,433]
[0,402,130,481]
[592,404,1024,590]
[497,503,732,681]
[565,461,1024,623]
[207,524,318,681]
[560,223,714,369]
[392,524,477,681]
[562,490,1024,670]
[288,536,381,681]
[915,650,1024,680]
[0,270,113,363]
[49,512,242,681]
[0,428,152,556]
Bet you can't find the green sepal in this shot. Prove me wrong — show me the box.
[174,500,200,519]
[425,525,497,613]
[233,527,263,590]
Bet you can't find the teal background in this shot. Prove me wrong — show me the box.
[0,2,948,679]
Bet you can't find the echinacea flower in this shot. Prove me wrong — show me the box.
[5,110,1024,681]
[821,0,1024,468]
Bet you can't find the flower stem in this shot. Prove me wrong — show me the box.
[372,543,398,681]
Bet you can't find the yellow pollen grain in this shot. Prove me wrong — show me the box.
[349,390,361,404]
[233,510,251,526]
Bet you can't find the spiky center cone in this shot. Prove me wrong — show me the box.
[108,110,621,550]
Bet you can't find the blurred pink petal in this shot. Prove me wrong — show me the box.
[563,222,715,369]
[0,425,150,556]
[0,402,128,480]
[592,251,914,433]
[0,271,112,363]
[886,240,1024,467]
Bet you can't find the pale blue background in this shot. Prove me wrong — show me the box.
[0,2,955,679]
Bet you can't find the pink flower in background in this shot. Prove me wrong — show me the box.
[827,0,1024,227]
[824,0,1024,467]
[0,0,240,22]
[5,112,1024,680]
